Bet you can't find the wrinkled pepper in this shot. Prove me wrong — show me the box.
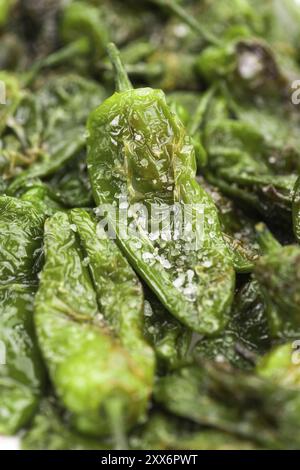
[87,43,235,335]
[0,196,45,434]
[35,210,154,439]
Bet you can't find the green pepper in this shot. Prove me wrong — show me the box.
[204,117,298,226]
[6,74,105,193]
[256,342,300,388]
[167,90,214,169]
[154,362,300,449]
[0,196,45,434]
[144,290,191,371]
[20,182,64,216]
[60,1,109,63]
[22,398,111,450]
[131,412,258,450]
[255,342,300,441]
[254,223,300,339]
[47,153,94,208]
[167,88,214,169]
[87,43,235,335]
[35,210,153,440]
[199,176,261,273]
[153,0,300,177]
[70,208,155,385]
[0,0,15,29]
[194,279,271,370]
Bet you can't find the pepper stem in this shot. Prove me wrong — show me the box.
[255,223,281,254]
[188,86,215,137]
[107,43,133,92]
[152,0,220,46]
[187,87,215,168]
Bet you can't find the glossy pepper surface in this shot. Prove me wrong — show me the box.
[35,210,153,438]
[87,43,235,335]
[0,196,45,434]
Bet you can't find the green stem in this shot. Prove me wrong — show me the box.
[152,0,220,46]
[188,86,215,137]
[255,223,281,254]
[105,399,128,450]
[107,43,133,92]
[188,87,215,168]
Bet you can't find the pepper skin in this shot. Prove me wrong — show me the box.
[35,211,154,438]
[87,44,235,336]
[0,196,45,434]
[70,208,155,393]
[254,223,300,339]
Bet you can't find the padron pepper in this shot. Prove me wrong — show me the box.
[69,208,155,382]
[143,290,191,371]
[7,74,105,194]
[131,412,257,450]
[199,176,261,273]
[254,223,300,339]
[195,279,271,370]
[0,0,15,29]
[34,210,154,440]
[0,196,45,434]
[154,361,300,449]
[203,117,298,227]
[22,398,111,451]
[87,43,235,335]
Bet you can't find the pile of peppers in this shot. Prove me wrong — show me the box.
[1,0,300,450]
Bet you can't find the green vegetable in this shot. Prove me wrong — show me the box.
[60,1,109,63]
[257,342,300,388]
[195,279,271,370]
[131,412,258,450]
[254,223,300,339]
[22,398,111,450]
[35,210,153,440]
[0,196,45,434]
[199,176,260,273]
[154,362,300,449]
[204,117,298,225]
[144,290,191,370]
[0,0,15,28]
[2,0,300,451]
[20,182,63,216]
[70,208,155,385]
[6,74,105,193]
[87,43,235,335]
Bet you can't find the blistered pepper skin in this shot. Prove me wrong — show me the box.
[70,208,155,395]
[0,196,45,434]
[87,80,235,335]
[252,223,300,339]
[35,211,153,437]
